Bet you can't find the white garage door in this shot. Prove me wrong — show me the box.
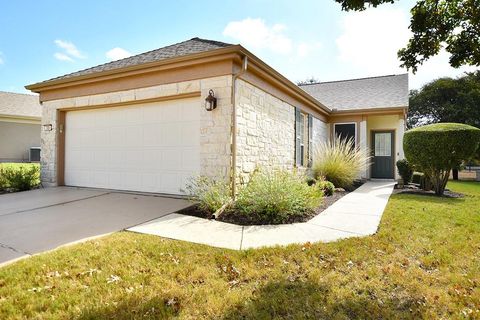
[64,97,200,195]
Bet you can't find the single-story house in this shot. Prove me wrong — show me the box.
[0,91,41,162]
[26,37,408,195]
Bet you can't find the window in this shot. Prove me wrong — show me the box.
[374,132,392,156]
[334,123,356,147]
[295,108,313,167]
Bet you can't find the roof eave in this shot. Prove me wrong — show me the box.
[25,45,244,92]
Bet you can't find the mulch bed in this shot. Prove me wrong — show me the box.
[393,184,464,198]
[178,182,363,226]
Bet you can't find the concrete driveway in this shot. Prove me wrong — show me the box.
[0,187,190,265]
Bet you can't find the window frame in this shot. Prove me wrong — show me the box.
[295,108,313,167]
[333,122,357,147]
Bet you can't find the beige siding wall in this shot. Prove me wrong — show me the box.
[40,75,233,186]
[0,121,40,162]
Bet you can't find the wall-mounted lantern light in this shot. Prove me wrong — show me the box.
[43,124,53,132]
[204,89,217,111]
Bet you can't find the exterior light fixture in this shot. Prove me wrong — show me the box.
[204,89,217,111]
[42,124,53,132]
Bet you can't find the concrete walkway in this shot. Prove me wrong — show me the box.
[128,181,395,250]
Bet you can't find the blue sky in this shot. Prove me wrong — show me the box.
[0,0,477,94]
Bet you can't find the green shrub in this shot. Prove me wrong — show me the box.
[235,169,322,224]
[317,180,335,196]
[185,176,231,213]
[312,136,370,188]
[404,123,480,195]
[0,164,40,192]
[396,159,413,184]
[411,172,423,184]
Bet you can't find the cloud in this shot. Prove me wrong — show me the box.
[54,39,85,59]
[223,18,293,54]
[296,42,322,58]
[54,52,74,62]
[106,47,132,61]
[336,7,410,75]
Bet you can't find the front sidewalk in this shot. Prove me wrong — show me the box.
[128,181,395,250]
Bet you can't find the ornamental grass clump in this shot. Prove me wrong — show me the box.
[312,137,370,189]
[185,176,231,213]
[234,169,322,224]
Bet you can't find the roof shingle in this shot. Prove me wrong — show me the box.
[0,91,41,118]
[299,74,409,111]
[44,37,233,83]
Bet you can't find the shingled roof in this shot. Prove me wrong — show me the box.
[0,91,41,119]
[44,37,233,83]
[299,74,409,111]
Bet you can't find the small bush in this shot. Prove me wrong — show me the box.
[317,180,335,196]
[235,169,322,224]
[404,123,480,195]
[312,136,370,188]
[411,172,423,184]
[396,159,413,184]
[185,176,231,213]
[0,164,40,192]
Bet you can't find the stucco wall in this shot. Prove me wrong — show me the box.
[40,75,233,186]
[0,121,40,162]
[235,79,295,181]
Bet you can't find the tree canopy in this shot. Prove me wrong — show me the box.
[407,71,480,128]
[335,0,480,72]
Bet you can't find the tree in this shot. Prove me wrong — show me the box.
[407,71,480,129]
[297,77,320,86]
[335,0,480,72]
[403,123,480,195]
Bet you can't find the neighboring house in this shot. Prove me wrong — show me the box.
[0,91,41,162]
[26,38,408,195]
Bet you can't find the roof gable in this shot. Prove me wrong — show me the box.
[41,37,233,84]
[299,74,409,111]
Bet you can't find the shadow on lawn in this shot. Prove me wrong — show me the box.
[221,280,427,320]
[77,296,178,320]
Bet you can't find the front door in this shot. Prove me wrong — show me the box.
[371,131,394,179]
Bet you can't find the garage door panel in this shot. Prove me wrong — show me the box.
[65,97,200,194]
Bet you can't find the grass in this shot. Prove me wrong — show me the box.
[0,181,479,319]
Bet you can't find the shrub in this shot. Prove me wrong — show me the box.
[404,123,480,195]
[234,169,322,224]
[185,176,231,213]
[317,180,335,196]
[312,136,370,188]
[396,159,413,184]
[0,164,40,192]
[411,172,423,185]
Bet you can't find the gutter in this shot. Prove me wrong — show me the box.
[230,55,248,199]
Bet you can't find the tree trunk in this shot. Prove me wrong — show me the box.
[452,169,459,180]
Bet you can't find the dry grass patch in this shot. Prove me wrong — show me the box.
[0,181,479,319]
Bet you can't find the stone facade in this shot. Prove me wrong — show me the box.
[236,79,329,182]
[40,75,233,186]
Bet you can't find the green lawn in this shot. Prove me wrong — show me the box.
[0,181,479,319]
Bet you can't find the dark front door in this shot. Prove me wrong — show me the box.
[371,131,394,179]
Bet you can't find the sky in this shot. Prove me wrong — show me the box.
[0,0,477,94]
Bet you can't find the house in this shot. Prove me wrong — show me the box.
[0,91,41,162]
[26,38,408,195]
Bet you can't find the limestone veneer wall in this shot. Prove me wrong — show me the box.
[40,75,232,186]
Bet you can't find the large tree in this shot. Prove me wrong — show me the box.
[335,0,480,72]
[407,71,480,128]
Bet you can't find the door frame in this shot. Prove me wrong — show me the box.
[370,129,395,179]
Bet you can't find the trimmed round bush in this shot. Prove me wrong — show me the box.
[396,159,413,184]
[404,123,480,195]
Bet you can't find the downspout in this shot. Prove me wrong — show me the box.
[230,55,248,199]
